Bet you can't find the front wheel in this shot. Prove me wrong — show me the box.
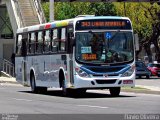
[62,79,71,96]
[146,75,150,79]
[109,87,121,97]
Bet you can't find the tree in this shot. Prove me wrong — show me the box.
[42,2,117,21]
[140,3,160,62]
[114,2,160,62]
[88,2,117,16]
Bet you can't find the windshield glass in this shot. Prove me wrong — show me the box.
[75,31,134,64]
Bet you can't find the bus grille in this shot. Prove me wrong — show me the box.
[96,79,117,84]
[86,66,124,73]
[92,74,119,77]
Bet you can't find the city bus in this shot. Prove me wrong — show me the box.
[15,16,135,96]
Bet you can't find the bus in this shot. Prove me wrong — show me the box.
[15,16,135,96]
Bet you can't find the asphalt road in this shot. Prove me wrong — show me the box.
[0,83,160,115]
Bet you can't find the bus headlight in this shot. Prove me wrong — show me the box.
[121,65,135,77]
[75,67,90,78]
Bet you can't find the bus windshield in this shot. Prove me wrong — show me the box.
[75,31,134,64]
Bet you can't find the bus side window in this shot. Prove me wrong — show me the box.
[60,28,66,51]
[44,30,50,53]
[38,31,43,53]
[35,32,38,53]
[16,34,22,55]
[30,33,35,54]
[21,34,27,57]
[28,33,31,54]
[52,29,58,52]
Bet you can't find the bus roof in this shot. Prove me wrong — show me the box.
[17,16,131,34]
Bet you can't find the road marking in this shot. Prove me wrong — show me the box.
[77,105,108,109]
[12,98,32,102]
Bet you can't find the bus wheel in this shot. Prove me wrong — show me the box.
[30,75,47,93]
[30,74,38,93]
[62,79,70,96]
[109,87,121,97]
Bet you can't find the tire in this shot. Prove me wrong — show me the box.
[30,74,47,93]
[30,74,38,93]
[109,87,121,97]
[146,75,150,79]
[138,76,141,79]
[62,79,71,96]
[62,78,86,97]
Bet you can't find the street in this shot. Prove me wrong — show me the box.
[0,82,160,114]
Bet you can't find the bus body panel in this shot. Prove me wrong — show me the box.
[15,54,70,88]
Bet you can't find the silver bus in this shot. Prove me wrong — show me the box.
[15,16,135,96]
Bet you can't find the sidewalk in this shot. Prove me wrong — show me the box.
[0,77,18,84]
[0,76,160,92]
[135,78,160,92]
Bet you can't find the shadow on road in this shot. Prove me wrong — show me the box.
[19,90,136,99]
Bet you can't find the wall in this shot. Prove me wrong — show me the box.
[0,39,14,60]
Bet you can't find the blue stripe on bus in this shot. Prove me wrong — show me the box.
[51,23,56,28]
[80,65,130,75]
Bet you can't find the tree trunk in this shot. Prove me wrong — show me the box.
[144,44,152,63]
[153,41,160,63]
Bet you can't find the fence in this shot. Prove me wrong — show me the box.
[0,58,15,77]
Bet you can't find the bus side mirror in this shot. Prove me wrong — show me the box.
[21,39,27,57]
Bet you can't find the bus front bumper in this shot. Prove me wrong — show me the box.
[72,74,135,89]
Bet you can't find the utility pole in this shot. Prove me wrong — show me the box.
[50,0,54,22]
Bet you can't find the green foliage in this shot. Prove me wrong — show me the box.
[54,2,91,20]
[88,3,117,16]
[42,2,117,21]
[114,2,153,40]
[41,2,50,22]
[42,2,160,43]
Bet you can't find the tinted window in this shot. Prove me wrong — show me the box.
[37,31,43,53]
[52,29,58,52]
[60,28,66,51]
[16,34,22,55]
[44,30,50,52]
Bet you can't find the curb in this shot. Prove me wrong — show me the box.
[136,85,160,92]
[121,86,160,95]
[0,77,19,84]
[0,80,19,84]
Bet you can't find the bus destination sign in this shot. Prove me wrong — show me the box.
[76,19,132,30]
[81,21,126,27]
